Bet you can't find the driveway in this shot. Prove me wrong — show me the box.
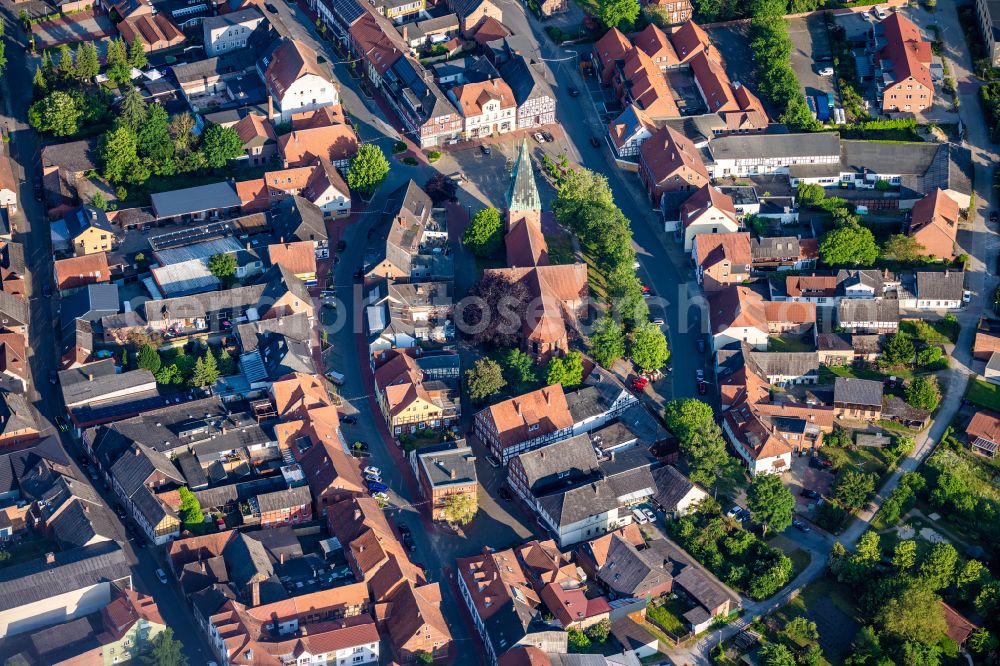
[788,15,836,101]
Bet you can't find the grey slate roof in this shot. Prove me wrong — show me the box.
[110,443,185,497]
[650,465,699,513]
[746,350,819,378]
[0,436,70,496]
[498,54,553,106]
[235,312,311,353]
[223,531,275,590]
[517,434,599,493]
[817,332,852,351]
[597,532,671,597]
[272,195,328,245]
[0,541,130,612]
[416,443,477,487]
[751,236,801,262]
[49,498,118,550]
[838,298,900,325]
[259,333,316,379]
[151,182,241,219]
[202,6,263,29]
[0,290,28,327]
[708,133,841,162]
[833,377,883,407]
[916,270,965,301]
[59,284,120,333]
[60,368,155,407]
[256,484,312,512]
[506,139,541,213]
[0,392,39,437]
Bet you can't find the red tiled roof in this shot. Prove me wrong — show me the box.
[451,78,516,117]
[264,39,329,99]
[909,189,959,259]
[967,409,1000,443]
[876,13,933,93]
[479,385,573,449]
[268,241,317,276]
[670,20,711,62]
[680,185,737,228]
[694,232,751,269]
[54,253,111,291]
[278,124,359,166]
[639,125,709,186]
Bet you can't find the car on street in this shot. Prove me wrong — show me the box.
[402,533,416,552]
[480,145,491,155]
[697,339,707,353]
[367,480,389,494]
[963,290,972,303]
[336,239,347,252]
[801,488,821,499]
[533,132,546,143]
[696,369,704,381]
[33,177,43,202]
[589,136,600,148]
[649,316,664,325]
[486,455,501,468]
[568,86,580,97]
[364,471,381,482]
[698,381,707,395]
[498,487,513,501]
[792,518,811,532]
[817,65,834,76]
[991,211,998,223]
[76,454,89,466]
[363,465,381,477]
[642,508,656,522]
[875,5,888,18]
[42,285,52,298]
[156,568,169,584]
[49,370,59,385]
[88,468,99,481]
[542,131,554,142]
[55,416,70,432]
[341,415,358,424]
[398,525,411,538]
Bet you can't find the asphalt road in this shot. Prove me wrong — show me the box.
[0,4,216,661]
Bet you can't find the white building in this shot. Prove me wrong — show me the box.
[706,132,841,178]
[261,39,339,123]
[679,185,741,251]
[447,79,517,139]
[202,8,265,56]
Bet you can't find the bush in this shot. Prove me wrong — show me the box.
[392,140,407,153]
[427,150,441,163]
[402,156,418,165]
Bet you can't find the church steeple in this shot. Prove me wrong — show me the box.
[506,139,541,216]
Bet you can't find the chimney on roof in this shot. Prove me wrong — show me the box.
[134,447,141,456]
[280,552,285,564]
[44,552,55,565]
[354,508,362,520]
[267,95,274,121]
[87,373,93,381]
[251,580,260,607]
[450,469,456,479]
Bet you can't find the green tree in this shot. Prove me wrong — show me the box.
[501,348,538,393]
[128,35,148,70]
[415,652,434,665]
[917,542,957,591]
[174,352,197,382]
[191,352,220,388]
[141,627,188,666]
[137,344,162,374]
[138,104,176,175]
[955,559,985,599]
[545,351,584,388]
[892,540,917,570]
[819,224,879,267]
[207,252,237,280]
[780,94,821,131]
[585,618,611,643]
[906,376,941,410]
[883,234,927,261]
[629,322,669,373]
[461,207,503,257]
[101,126,148,184]
[117,85,148,132]
[41,49,56,82]
[876,584,947,646]
[759,642,796,666]
[465,358,506,402]
[347,143,390,196]
[916,346,943,368]
[32,66,47,94]
[201,123,244,168]
[781,616,819,646]
[155,364,182,385]
[56,44,75,80]
[834,469,876,512]
[746,473,795,536]
[105,38,132,85]
[91,192,108,210]
[74,41,100,81]
[567,628,592,653]
[28,91,82,137]
[882,333,915,366]
[217,347,236,375]
[170,112,197,156]
[968,628,998,655]
[597,0,640,29]
[663,398,731,489]
[177,487,203,528]
[590,315,626,368]
[441,491,477,525]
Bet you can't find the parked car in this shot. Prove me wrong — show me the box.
[792,518,811,533]
[486,455,501,468]
[631,508,648,524]
[649,316,665,325]
[76,454,89,466]
[801,488,821,500]
[695,369,704,381]
[402,533,416,552]
[817,65,834,76]
[341,415,358,425]
[480,145,492,155]
[963,290,973,303]
[631,377,648,392]
[990,211,998,223]
[533,132,546,143]
[156,569,169,584]
[363,465,381,477]
[697,339,707,353]
[568,86,580,97]
[364,472,381,483]
[542,131,554,142]
[371,492,388,503]
[726,505,744,519]
[33,177,43,202]
[367,480,389,494]
[875,5,888,19]
[698,381,707,395]
[42,285,52,298]
[49,370,59,385]
[642,508,656,522]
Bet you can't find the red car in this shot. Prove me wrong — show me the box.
[698,381,707,395]
[640,284,651,294]
[631,377,648,392]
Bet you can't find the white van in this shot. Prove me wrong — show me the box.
[631,508,649,524]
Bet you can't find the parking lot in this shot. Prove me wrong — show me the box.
[788,15,836,102]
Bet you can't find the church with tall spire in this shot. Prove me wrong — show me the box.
[486,139,589,362]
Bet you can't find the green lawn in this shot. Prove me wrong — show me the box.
[899,318,960,345]
[0,539,52,570]
[965,377,1000,412]
[580,241,609,301]
[823,445,889,477]
[647,600,688,637]
[545,231,576,266]
[768,335,815,353]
